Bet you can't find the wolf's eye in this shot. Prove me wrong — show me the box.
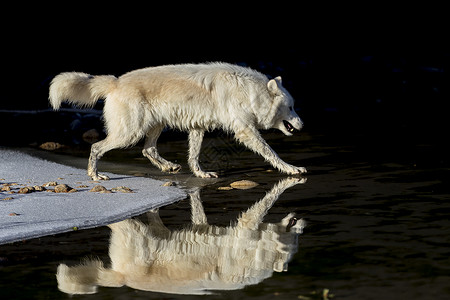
[289,106,293,111]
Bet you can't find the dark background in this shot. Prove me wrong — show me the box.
[1,9,449,299]
[1,8,449,161]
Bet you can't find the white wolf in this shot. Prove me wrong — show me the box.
[49,62,306,179]
[56,178,306,295]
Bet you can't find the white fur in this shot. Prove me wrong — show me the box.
[49,62,306,179]
[56,178,306,295]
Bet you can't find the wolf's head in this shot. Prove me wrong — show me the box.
[258,77,303,136]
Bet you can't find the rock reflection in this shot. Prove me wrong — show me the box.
[56,177,306,295]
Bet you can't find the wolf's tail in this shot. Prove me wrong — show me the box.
[49,72,117,110]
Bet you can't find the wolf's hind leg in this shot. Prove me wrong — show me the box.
[188,129,218,178]
[189,189,208,225]
[142,126,181,173]
[145,209,170,237]
[88,136,130,181]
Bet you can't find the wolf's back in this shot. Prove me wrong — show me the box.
[49,72,117,110]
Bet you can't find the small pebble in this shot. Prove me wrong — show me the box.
[54,184,73,193]
[229,180,259,190]
[33,185,46,192]
[217,186,233,190]
[82,129,100,144]
[1,186,11,192]
[39,142,63,151]
[111,186,133,193]
[18,187,34,194]
[89,185,108,193]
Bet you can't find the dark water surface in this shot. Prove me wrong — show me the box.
[1,130,449,299]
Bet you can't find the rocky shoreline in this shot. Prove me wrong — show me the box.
[0,149,186,244]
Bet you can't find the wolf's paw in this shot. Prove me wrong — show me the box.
[194,171,219,178]
[286,166,307,175]
[162,163,182,173]
[299,167,307,173]
[279,177,307,188]
[90,173,110,181]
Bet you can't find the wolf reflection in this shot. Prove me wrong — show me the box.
[57,177,306,295]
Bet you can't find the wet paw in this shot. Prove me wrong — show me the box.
[280,177,307,189]
[297,167,307,174]
[91,173,110,181]
[285,166,307,175]
[195,171,219,178]
[162,164,182,173]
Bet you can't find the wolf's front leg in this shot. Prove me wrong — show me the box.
[234,127,307,175]
[188,129,218,178]
[237,177,306,230]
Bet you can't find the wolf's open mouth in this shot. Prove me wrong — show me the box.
[283,120,295,133]
[286,217,298,232]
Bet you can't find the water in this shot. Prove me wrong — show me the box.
[0,129,449,299]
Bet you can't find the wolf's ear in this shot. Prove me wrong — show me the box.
[267,78,281,95]
[274,76,282,85]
